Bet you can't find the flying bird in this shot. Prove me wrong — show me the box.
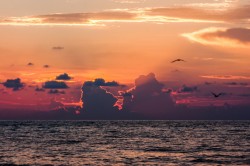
[211,92,223,98]
[171,59,186,63]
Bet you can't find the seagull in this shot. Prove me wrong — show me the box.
[171,59,186,63]
[211,92,223,98]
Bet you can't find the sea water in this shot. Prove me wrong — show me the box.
[0,121,249,165]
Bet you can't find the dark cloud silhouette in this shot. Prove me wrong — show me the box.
[225,82,248,86]
[121,73,175,118]
[35,87,45,92]
[27,62,34,66]
[43,65,50,68]
[178,85,198,93]
[85,78,120,87]
[56,73,72,80]
[48,89,65,94]
[2,78,24,90]
[43,81,68,89]
[204,81,216,85]
[81,80,119,113]
[52,46,64,50]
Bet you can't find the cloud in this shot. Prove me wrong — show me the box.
[121,73,175,117]
[0,5,249,26]
[2,78,24,91]
[43,65,50,68]
[201,75,250,80]
[178,85,198,93]
[204,81,216,85]
[43,81,69,89]
[56,73,72,80]
[35,87,45,92]
[52,46,64,50]
[48,89,66,94]
[0,11,137,26]
[27,62,34,66]
[81,80,119,113]
[183,27,250,47]
[84,78,120,87]
[112,0,146,4]
[147,5,250,23]
[224,82,248,86]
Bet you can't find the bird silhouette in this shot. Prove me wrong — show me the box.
[171,59,186,63]
[43,65,50,68]
[211,92,223,98]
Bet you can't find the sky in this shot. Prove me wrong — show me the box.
[0,0,250,119]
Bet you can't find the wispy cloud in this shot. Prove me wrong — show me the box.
[201,75,250,80]
[182,27,250,47]
[0,5,249,26]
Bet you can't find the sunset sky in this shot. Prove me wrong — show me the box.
[0,0,249,119]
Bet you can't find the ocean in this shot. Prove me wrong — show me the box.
[0,121,249,165]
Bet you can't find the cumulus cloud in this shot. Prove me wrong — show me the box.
[84,78,120,87]
[183,27,250,47]
[56,73,72,80]
[43,81,69,89]
[2,78,24,91]
[121,73,175,117]
[178,85,198,93]
[81,80,119,113]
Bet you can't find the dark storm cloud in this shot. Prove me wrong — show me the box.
[56,73,72,80]
[121,73,175,117]
[2,78,24,90]
[81,80,119,113]
[178,85,198,93]
[52,46,64,50]
[43,81,68,89]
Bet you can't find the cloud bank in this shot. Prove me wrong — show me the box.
[0,5,249,26]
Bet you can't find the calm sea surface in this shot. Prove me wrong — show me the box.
[0,121,249,165]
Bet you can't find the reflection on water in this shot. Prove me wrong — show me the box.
[0,121,249,165]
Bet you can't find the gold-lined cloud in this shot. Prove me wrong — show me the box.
[182,27,250,47]
[201,75,250,80]
[0,5,249,26]
[147,5,250,22]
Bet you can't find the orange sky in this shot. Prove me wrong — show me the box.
[0,0,250,112]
